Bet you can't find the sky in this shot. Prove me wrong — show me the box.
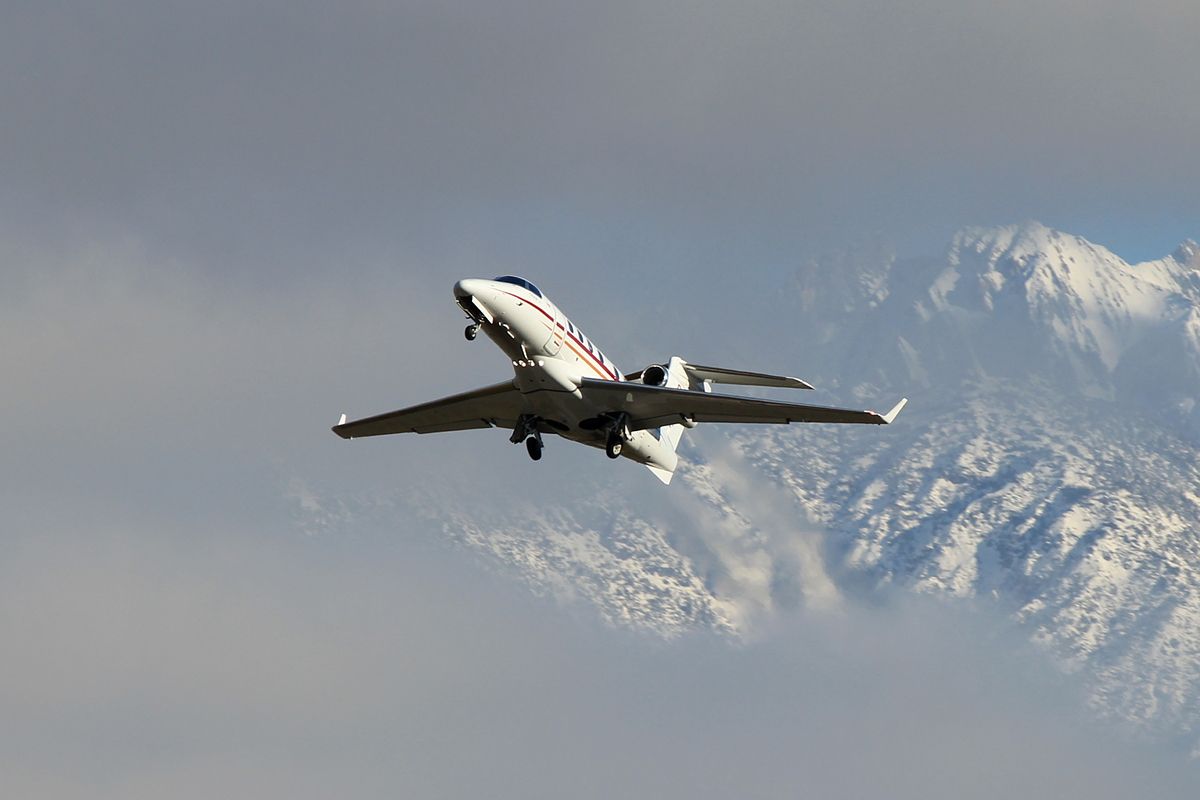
[4,0,1198,269]
[4,1,1200,795]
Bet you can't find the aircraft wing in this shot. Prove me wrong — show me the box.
[332,380,524,438]
[579,379,907,430]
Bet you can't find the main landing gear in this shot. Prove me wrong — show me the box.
[511,414,544,461]
[605,432,623,459]
[604,412,630,459]
[525,436,543,461]
[464,323,480,341]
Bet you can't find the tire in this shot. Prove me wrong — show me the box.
[526,436,542,461]
[464,324,478,341]
[605,435,622,459]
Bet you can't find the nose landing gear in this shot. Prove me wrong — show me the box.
[464,323,480,341]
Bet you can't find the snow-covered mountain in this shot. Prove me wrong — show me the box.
[766,222,1200,740]
[788,223,1200,421]
[298,222,1200,745]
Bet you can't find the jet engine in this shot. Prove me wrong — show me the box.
[640,364,669,386]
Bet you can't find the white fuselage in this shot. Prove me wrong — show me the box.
[454,278,680,473]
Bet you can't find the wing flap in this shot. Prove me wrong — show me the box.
[333,379,523,438]
[410,419,496,434]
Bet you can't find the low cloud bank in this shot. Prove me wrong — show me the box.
[3,518,1198,799]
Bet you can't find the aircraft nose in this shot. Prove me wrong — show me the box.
[453,278,487,299]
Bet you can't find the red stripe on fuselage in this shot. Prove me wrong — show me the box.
[496,290,620,381]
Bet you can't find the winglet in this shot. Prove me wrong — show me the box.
[333,413,350,439]
[880,397,908,424]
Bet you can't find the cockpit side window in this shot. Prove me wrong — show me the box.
[493,275,543,298]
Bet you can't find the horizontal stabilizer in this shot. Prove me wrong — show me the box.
[682,362,814,390]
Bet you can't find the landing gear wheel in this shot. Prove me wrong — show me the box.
[525,436,543,461]
[605,434,623,459]
[464,324,479,341]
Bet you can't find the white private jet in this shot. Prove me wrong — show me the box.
[332,276,907,484]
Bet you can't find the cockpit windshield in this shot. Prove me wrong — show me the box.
[493,275,543,298]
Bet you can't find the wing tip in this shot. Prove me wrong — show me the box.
[333,413,352,438]
[880,397,908,424]
[788,377,815,390]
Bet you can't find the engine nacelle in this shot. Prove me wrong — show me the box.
[640,364,669,386]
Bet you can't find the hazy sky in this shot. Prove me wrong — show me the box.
[4,2,1200,795]
[3,0,1197,268]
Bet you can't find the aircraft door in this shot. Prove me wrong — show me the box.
[544,304,564,355]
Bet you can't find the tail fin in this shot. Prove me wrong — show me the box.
[642,357,691,484]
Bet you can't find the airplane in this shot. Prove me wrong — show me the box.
[332,275,907,484]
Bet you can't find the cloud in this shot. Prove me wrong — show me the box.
[3,518,1198,799]
[657,438,842,630]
